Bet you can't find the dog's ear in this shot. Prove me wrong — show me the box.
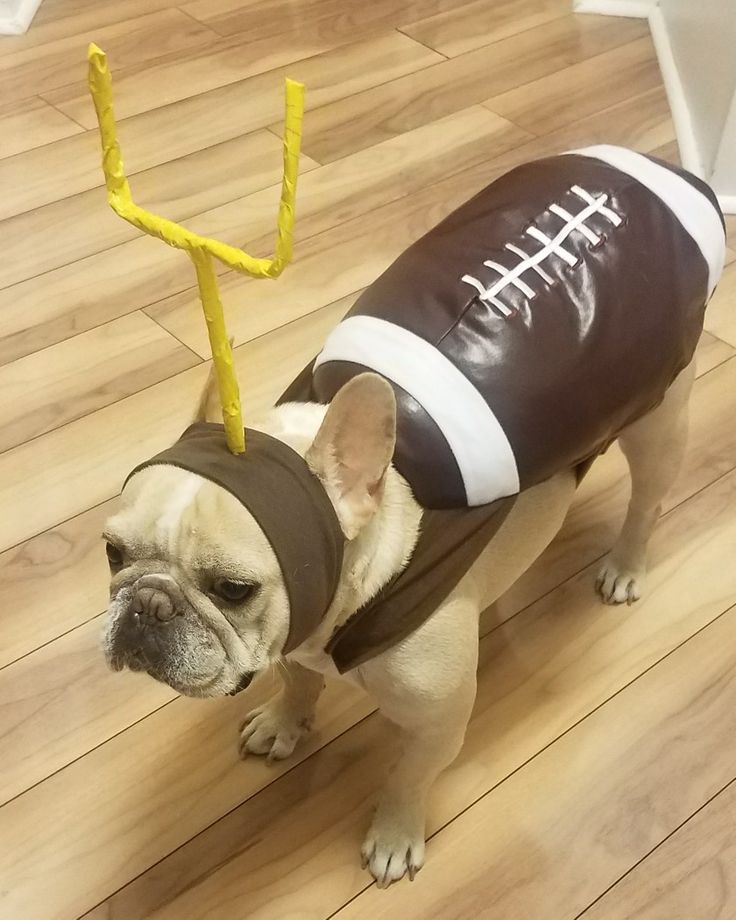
[306,373,396,540]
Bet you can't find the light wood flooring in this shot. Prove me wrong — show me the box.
[1,1,735,917]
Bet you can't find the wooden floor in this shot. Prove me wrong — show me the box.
[1,1,735,917]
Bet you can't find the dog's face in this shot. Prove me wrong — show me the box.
[102,465,290,697]
[101,373,397,697]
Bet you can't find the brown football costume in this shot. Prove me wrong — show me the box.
[130,146,726,674]
[289,145,726,509]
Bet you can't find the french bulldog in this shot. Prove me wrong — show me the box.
[102,356,694,886]
[102,145,723,886]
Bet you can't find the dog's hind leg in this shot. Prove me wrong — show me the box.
[597,358,695,605]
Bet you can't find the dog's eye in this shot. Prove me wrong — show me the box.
[105,541,124,569]
[213,578,254,604]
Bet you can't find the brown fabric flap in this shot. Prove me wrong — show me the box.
[327,496,515,672]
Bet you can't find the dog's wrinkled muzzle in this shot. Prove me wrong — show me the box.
[131,574,182,622]
[114,574,184,667]
[107,575,251,696]
[109,575,212,679]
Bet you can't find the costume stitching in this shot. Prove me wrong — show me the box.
[461,186,622,312]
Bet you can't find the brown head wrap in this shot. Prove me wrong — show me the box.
[125,423,344,654]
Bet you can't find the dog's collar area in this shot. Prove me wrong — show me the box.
[125,423,345,655]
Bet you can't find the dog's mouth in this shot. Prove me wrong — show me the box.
[106,631,255,698]
[155,665,255,698]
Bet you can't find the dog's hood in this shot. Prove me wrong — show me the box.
[125,423,344,655]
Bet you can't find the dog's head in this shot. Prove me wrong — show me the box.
[102,372,396,697]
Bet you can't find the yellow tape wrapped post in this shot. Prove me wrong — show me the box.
[190,248,245,454]
[87,43,305,453]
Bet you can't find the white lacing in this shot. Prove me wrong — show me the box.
[462,185,622,315]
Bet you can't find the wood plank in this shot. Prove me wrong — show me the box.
[43,31,346,128]
[0,312,198,454]
[726,215,736,266]
[0,96,82,159]
[155,86,674,358]
[183,0,450,40]
[581,779,736,919]
[0,236,185,367]
[693,330,736,376]
[0,130,319,290]
[0,367,205,554]
[726,214,736,245]
[293,14,649,164]
[0,31,439,219]
[649,138,681,165]
[1,340,731,837]
[0,105,528,362]
[1,655,371,920]
[31,0,120,24]
[400,0,570,58]
[184,0,521,48]
[44,25,441,130]
[0,289,357,554]
[0,500,116,670]
[704,261,736,348]
[483,36,661,135]
[79,462,736,920]
[0,615,177,806]
[0,0,187,53]
[0,8,217,102]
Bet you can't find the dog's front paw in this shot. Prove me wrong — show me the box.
[361,805,426,888]
[238,698,312,762]
[596,556,645,606]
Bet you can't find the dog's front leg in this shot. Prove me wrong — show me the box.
[239,660,324,761]
[361,707,472,888]
[359,597,479,887]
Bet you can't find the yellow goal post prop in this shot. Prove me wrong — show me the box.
[87,43,306,454]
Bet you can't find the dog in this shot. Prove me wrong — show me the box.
[102,146,724,887]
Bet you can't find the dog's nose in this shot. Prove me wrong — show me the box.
[133,586,176,622]
[131,574,184,625]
